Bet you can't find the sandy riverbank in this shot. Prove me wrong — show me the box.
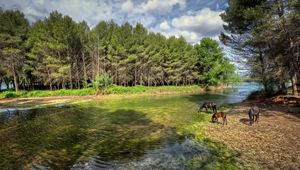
[203,98,300,169]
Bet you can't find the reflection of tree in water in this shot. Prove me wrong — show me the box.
[78,109,180,163]
[0,107,95,169]
[0,106,180,169]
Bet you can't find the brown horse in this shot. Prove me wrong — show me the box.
[211,111,227,125]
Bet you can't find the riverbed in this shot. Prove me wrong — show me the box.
[0,82,261,169]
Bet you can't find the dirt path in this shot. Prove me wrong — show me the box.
[204,101,300,169]
[0,96,94,108]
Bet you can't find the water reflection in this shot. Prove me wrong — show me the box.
[187,82,263,107]
[1,106,181,169]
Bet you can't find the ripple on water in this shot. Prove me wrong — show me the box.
[72,137,210,170]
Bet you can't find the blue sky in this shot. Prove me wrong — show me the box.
[0,0,228,43]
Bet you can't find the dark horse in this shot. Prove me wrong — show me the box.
[211,111,227,125]
[248,106,260,125]
[198,102,217,113]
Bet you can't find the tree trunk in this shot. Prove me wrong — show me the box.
[76,59,80,89]
[134,65,137,86]
[97,56,100,76]
[116,65,118,85]
[13,69,19,92]
[82,51,88,88]
[46,68,53,90]
[147,72,150,87]
[6,82,9,90]
[49,82,52,91]
[258,46,268,91]
[291,72,298,96]
[62,76,65,89]
[97,38,100,77]
[69,64,73,89]
[278,82,287,94]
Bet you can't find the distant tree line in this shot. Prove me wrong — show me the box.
[0,10,237,92]
[221,0,300,95]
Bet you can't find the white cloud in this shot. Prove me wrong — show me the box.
[150,26,201,44]
[180,31,201,43]
[128,14,155,27]
[51,0,115,27]
[0,0,116,27]
[121,0,133,12]
[159,20,171,30]
[0,0,225,44]
[171,8,224,37]
[139,0,186,15]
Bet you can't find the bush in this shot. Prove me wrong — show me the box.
[93,74,112,94]
[5,92,18,98]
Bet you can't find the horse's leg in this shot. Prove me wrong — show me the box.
[255,114,259,123]
[249,114,253,125]
[248,113,251,124]
[224,116,227,125]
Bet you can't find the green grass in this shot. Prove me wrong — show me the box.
[106,84,201,94]
[0,85,201,99]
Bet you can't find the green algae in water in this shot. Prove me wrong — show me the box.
[0,83,261,169]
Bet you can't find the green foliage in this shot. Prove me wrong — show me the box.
[105,85,200,94]
[1,9,238,93]
[0,10,29,92]
[195,38,238,85]
[222,0,300,95]
[105,85,146,94]
[93,74,112,93]
[27,11,78,90]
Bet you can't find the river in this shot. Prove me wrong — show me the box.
[0,82,262,169]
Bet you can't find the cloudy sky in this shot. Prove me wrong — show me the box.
[0,0,228,44]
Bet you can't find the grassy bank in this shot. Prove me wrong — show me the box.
[0,85,203,99]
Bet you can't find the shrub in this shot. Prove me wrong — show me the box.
[92,74,112,94]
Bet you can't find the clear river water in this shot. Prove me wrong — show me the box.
[0,82,262,169]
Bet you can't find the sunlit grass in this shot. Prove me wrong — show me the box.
[1,92,243,169]
[0,85,202,98]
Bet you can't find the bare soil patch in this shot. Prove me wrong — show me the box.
[0,96,88,108]
[204,100,300,169]
[0,91,201,108]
